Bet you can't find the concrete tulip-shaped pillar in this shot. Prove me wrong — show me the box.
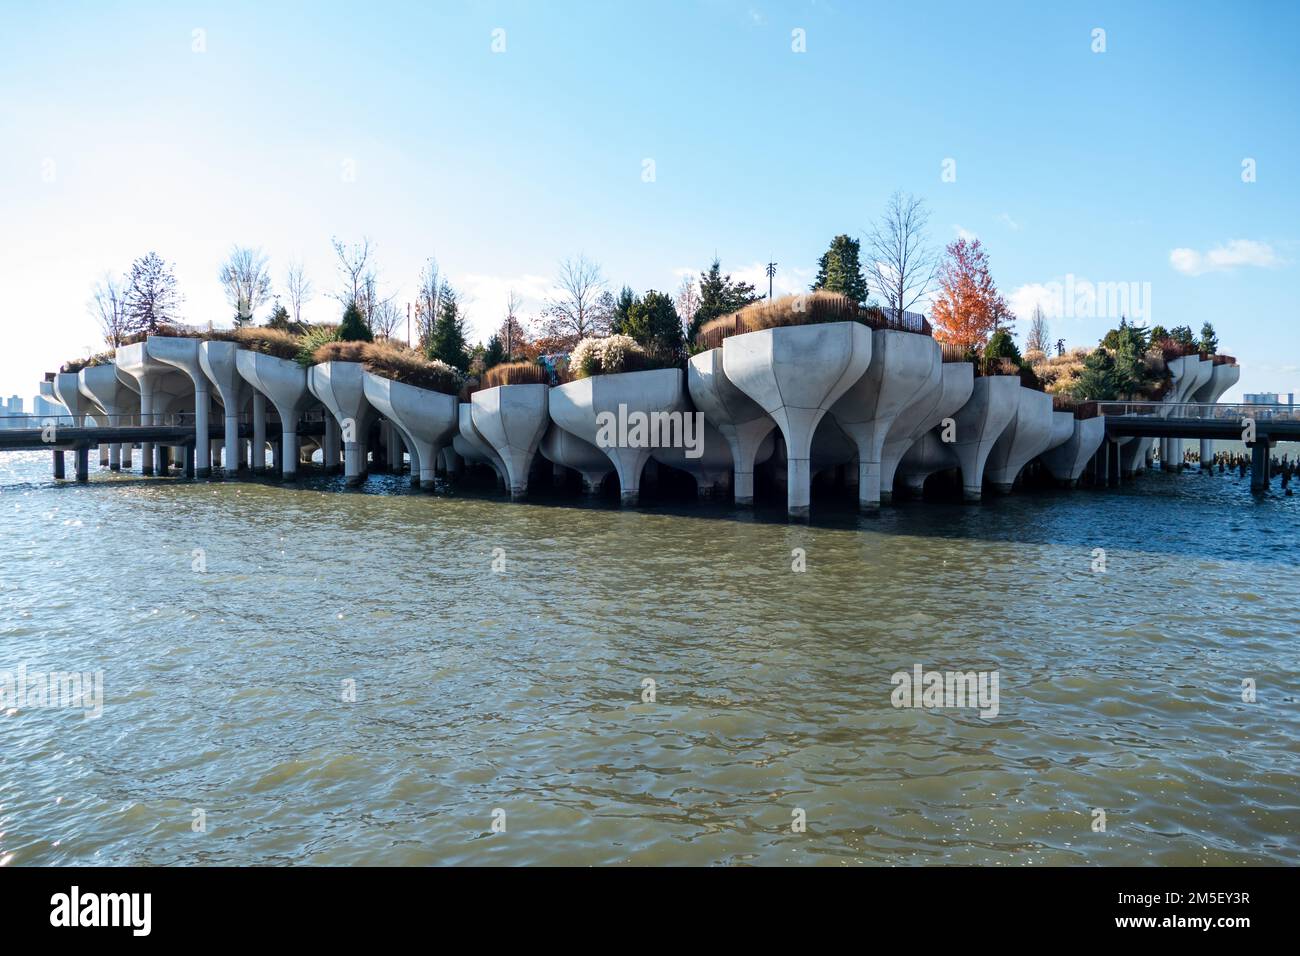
[1119,437,1150,477]
[687,348,776,505]
[830,329,940,510]
[984,388,1057,493]
[114,342,169,475]
[308,362,376,487]
[147,336,212,477]
[878,358,973,503]
[199,341,250,476]
[948,375,1020,501]
[548,368,690,506]
[1160,355,1208,470]
[538,423,612,494]
[722,322,873,517]
[251,391,268,472]
[53,372,94,426]
[149,370,195,473]
[1191,362,1239,468]
[236,350,310,480]
[1046,410,1076,458]
[361,372,458,489]
[1041,416,1106,486]
[896,430,958,497]
[456,403,509,486]
[40,379,66,419]
[79,364,138,470]
[469,384,551,500]
[652,417,767,498]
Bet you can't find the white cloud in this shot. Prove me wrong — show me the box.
[1008,282,1059,321]
[1168,239,1282,276]
[998,213,1020,231]
[953,224,978,241]
[454,272,553,339]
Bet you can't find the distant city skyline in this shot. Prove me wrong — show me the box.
[2,0,1296,401]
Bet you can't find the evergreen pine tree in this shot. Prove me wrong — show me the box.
[691,258,760,341]
[610,286,639,335]
[1076,348,1119,400]
[483,334,506,370]
[811,234,869,304]
[1199,321,1219,355]
[338,301,373,342]
[427,284,469,370]
[623,290,684,355]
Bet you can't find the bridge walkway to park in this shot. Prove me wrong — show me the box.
[1094,401,1300,493]
[0,413,325,482]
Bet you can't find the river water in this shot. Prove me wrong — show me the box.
[1,448,1296,866]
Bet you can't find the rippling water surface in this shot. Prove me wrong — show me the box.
[1,449,1297,865]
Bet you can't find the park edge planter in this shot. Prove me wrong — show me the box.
[830,329,942,510]
[687,348,776,505]
[362,370,458,489]
[471,383,550,500]
[721,321,872,517]
[548,367,690,506]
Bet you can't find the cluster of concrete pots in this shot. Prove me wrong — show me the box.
[51,323,1261,516]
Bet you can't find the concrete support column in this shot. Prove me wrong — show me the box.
[343,441,366,486]
[1200,438,1214,471]
[224,411,240,475]
[194,387,211,477]
[99,444,109,466]
[75,446,89,482]
[282,426,300,480]
[787,458,812,518]
[252,392,268,473]
[734,470,755,505]
[857,459,881,512]
[272,438,283,474]
[109,443,121,471]
[122,443,132,469]
[184,444,196,479]
[1107,440,1121,486]
[53,449,65,480]
[407,442,422,487]
[140,387,155,476]
[324,415,340,473]
[1250,443,1270,493]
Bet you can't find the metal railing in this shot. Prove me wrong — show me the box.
[0,408,329,430]
[1095,402,1300,422]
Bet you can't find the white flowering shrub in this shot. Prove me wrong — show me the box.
[569,334,645,378]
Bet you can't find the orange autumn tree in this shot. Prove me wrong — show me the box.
[930,237,1010,352]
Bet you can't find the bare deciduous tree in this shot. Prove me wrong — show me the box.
[90,273,129,347]
[864,191,939,321]
[414,258,442,349]
[331,236,372,306]
[1026,305,1050,354]
[541,255,609,344]
[285,260,313,325]
[219,246,272,325]
[502,289,525,360]
[367,293,403,339]
[674,276,701,338]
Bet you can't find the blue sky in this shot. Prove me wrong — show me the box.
[2,0,1296,402]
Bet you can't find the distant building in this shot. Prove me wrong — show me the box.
[32,395,60,419]
[0,395,22,429]
[1242,392,1295,407]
